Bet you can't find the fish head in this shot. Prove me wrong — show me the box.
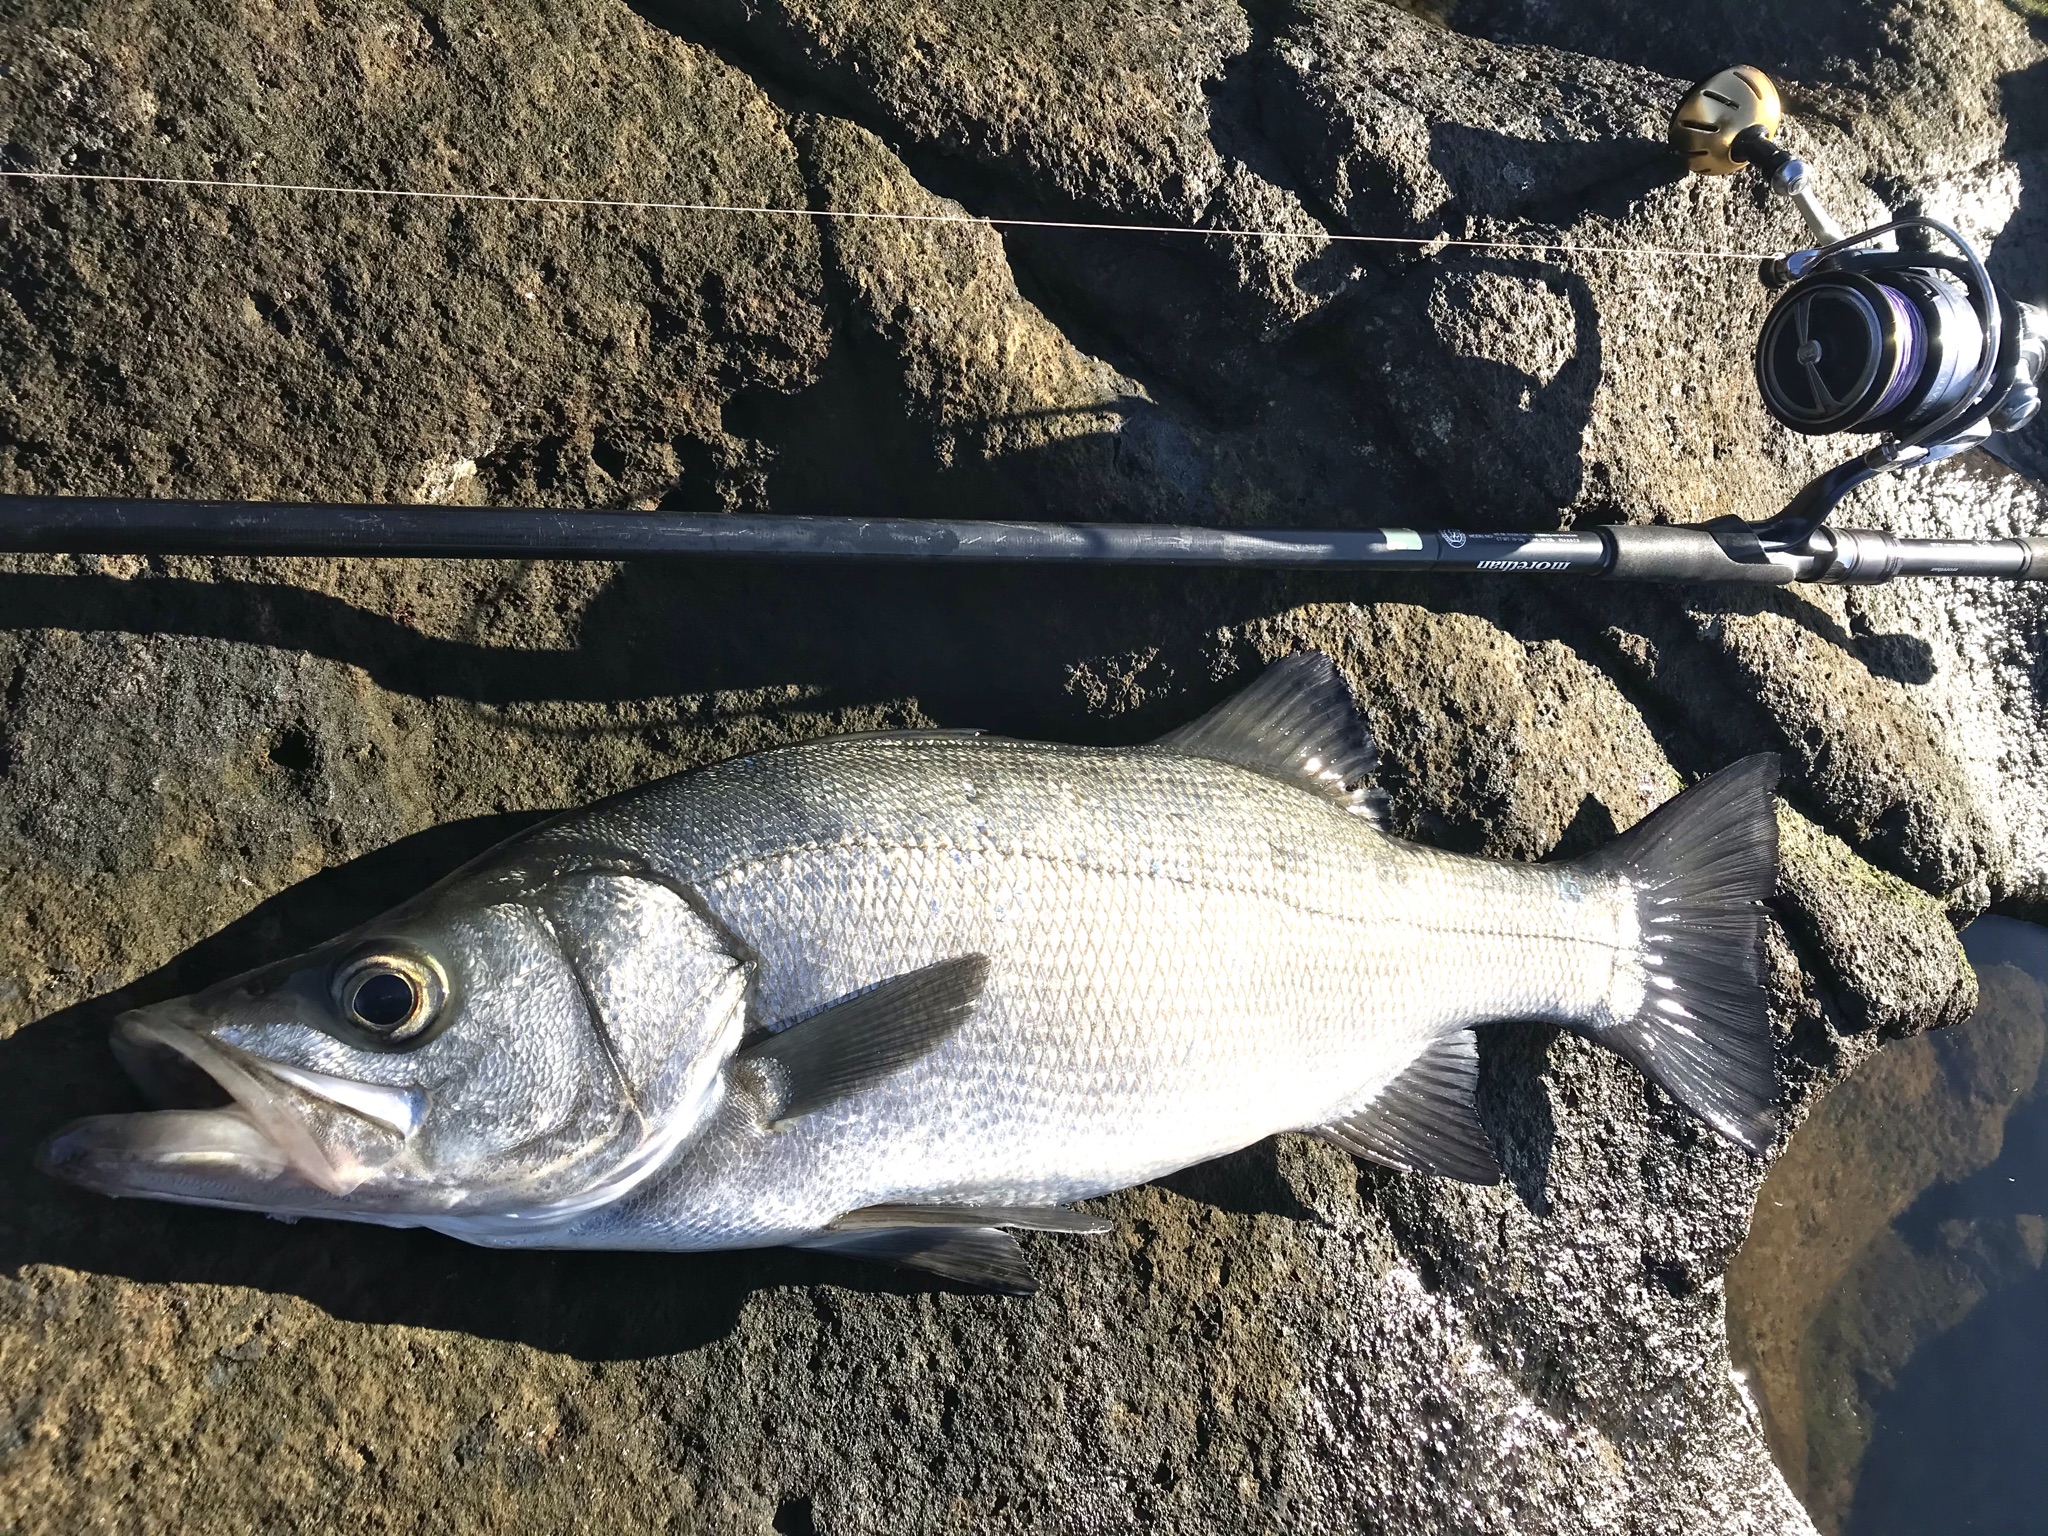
[39,857,750,1236]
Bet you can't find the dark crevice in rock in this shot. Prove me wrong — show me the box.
[1463,580,1737,781]
[993,232,1252,436]
[1990,890,2048,931]
[265,724,317,776]
[706,316,949,521]
[625,1,1102,238]
[1461,146,1686,241]
[1770,931,1861,1094]
[628,0,1163,355]
[1476,1017,1560,1215]
[1012,231,1452,518]
[620,4,1292,482]
[0,651,26,776]
[1014,225,1383,446]
[702,115,936,516]
[770,1494,819,1536]
[1206,0,1362,244]
[1552,592,1784,788]
[1437,0,1916,91]
[1556,584,1978,909]
[1154,1138,1322,1224]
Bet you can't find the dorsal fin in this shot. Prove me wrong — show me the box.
[1316,1030,1500,1184]
[1156,652,1388,826]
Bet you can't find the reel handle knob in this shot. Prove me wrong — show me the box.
[1670,66,1783,176]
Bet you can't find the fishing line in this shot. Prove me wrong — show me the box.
[0,167,1776,264]
[5,62,2044,582]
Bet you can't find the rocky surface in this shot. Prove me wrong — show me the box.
[0,0,2042,1531]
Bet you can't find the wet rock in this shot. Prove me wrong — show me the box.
[1728,933,2048,1532]
[1,0,2043,1532]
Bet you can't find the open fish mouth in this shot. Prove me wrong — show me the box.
[37,1009,421,1207]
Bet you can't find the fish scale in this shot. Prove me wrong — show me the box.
[532,734,1642,1250]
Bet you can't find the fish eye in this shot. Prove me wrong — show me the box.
[331,949,448,1047]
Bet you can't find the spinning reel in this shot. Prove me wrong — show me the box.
[1672,66,2048,551]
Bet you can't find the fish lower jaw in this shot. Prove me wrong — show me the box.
[107,1010,366,1197]
[39,1106,303,1202]
[36,1103,471,1223]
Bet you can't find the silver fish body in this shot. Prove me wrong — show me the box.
[41,655,1779,1290]
[532,736,1635,1250]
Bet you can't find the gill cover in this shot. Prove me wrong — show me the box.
[496,867,750,1228]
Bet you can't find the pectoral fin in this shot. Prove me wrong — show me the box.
[736,955,991,1128]
[1316,1030,1500,1184]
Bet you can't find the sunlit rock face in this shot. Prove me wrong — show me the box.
[1,0,2043,1531]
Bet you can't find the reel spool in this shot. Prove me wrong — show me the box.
[1672,68,2046,550]
[1755,265,1983,438]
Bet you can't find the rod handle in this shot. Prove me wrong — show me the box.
[1598,524,1807,583]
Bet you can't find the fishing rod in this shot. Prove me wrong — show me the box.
[0,494,2040,582]
[1,66,2042,584]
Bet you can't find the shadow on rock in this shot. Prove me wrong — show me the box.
[0,556,1269,726]
[1350,251,1604,525]
[0,541,1929,728]
[1443,0,1915,88]
[1478,1019,1559,1217]
[1425,119,1676,227]
[1154,1139,1321,1224]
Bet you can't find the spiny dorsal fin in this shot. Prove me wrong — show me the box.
[736,955,990,1128]
[1157,652,1388,826]
[797,1225,1039,1293]
[1316,1030,1500,1184]
[829,1202,1111,1236]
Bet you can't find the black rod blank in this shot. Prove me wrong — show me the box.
[0,495,2041,584]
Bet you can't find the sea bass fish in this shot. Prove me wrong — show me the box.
[40,654,1779,1291]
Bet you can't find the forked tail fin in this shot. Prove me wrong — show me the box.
[1577,755,1781,1154]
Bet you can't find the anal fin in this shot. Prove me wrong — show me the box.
[1316,1030,1500,1185]
[795,1202,1110,1293]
